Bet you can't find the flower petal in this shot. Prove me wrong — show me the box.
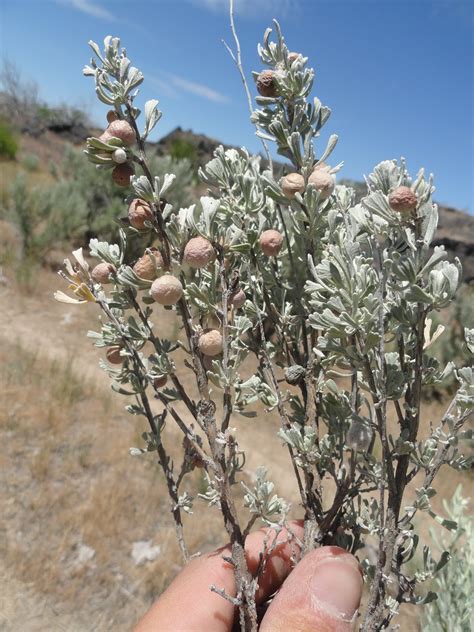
[54,290,86,305]
[74,283,96,302]
[72,248,90,273]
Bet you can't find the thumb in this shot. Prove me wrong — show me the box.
[260,546,363,632]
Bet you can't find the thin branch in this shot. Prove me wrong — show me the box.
[220,257,233,432]
[97,298,216,473]
[223,0,273,172]
[139,403,189,562]
[127,289,199,421]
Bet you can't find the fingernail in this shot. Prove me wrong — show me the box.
[309,558,363,620]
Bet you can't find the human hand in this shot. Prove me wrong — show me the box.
[133,522,363,631]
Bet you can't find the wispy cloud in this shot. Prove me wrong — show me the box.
[150,72,230,104]
[149,76,179,99]
[170,75,230,103]
[188,0,296,18]
[57,0,115,21]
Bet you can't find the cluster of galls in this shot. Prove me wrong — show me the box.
[281,162,335,201]
[256,164,337,260]
[93,229,248,367]
[97,110,136,187]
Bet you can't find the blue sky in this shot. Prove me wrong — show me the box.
[1,0,473,211]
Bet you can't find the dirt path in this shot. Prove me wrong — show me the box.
[0,573,82,632]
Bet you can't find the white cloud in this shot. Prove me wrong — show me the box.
[170,74,230,103]
[188,0,296,18]
[149,72,230,104]
[149,76,179,99]
[58,0,115,21]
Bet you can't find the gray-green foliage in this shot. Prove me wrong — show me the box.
[429,285,474,383]
[422,485,473,631]
[56,22,473,632]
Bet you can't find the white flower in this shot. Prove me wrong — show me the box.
[423,318,445,350]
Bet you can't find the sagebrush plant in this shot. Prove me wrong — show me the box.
[54,9,473,631]
[422,485,473,632]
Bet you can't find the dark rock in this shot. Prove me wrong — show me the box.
[434,206,474,283]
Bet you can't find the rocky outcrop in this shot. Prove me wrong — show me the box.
[434,206,474,283]
[153,126,279,173]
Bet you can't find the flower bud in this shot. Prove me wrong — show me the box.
[112,148,127,164]
[230,289,246,308]
[106,345,123,364]
[308,168,335,199]
[256,70,278,98]
[107,119,135,146]
[112,163,134,187]
[183,236,215,269]
[150,275,183,305]
[133,248,163,280]
[128,198,153,230]
[284,364,305,385]
[346,420,373,452]
[388,186,417,215]
[281,172,305,199]
[198,329,223,357]
[259,229,284,257]
[91,262,116,284]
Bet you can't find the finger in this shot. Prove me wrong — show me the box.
[260,546,363,632]
[133,520,304,632]
[245,520,304,604]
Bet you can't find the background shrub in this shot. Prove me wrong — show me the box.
[0,145,194,263]
[0,119,18,159]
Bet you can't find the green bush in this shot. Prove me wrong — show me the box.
[0,120,18,159]
[0,145,194,262]
[169,138,197,163]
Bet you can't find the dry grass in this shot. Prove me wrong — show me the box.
[0,337,226,631]
[0,130,73,190]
